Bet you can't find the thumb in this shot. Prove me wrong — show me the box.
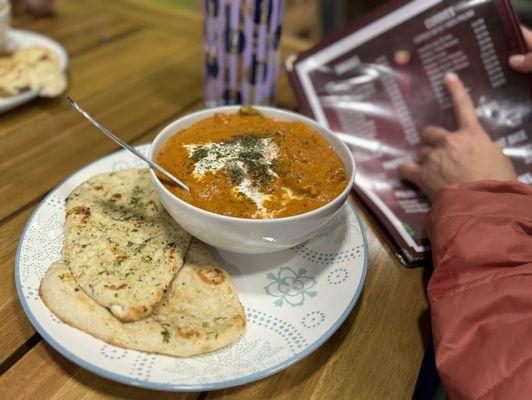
[520,25,532,51]
[509,53,532,73]
[398,163,446,200]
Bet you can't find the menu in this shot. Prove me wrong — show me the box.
[288,0,532,264]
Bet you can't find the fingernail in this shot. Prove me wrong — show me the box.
[444,72,458,83]
[509,54,525,66]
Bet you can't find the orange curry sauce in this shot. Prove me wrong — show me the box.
[155,109,347,218]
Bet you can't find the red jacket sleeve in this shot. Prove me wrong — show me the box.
[427,180,532,400]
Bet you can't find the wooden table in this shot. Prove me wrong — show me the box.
[0,1,430,398]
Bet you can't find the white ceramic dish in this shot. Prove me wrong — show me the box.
[149,106,356,254]
[16,145,367,391]
[0,28,68,113]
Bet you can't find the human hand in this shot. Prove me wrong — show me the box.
[398,72,516,200]
[509,25,532,73]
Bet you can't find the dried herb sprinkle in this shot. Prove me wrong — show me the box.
[190,133,276,188]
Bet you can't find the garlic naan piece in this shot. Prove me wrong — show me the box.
[28,61,67,97]
[65,169,191,322]
[40,241,246,356]
[0,46,66,97]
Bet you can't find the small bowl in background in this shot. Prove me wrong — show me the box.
[0,0,11,51]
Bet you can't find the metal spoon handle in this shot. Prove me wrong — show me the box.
[67,97,190,192]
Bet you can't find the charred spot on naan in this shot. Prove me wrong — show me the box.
[110,303,153,322]
[56,271,75,284]
[233,314,246,329]
[104,283,128,290]
[197,267,226,285]
[66,205,91,226]
[178,329,200,339]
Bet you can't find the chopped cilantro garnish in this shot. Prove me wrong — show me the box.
[135,238,152,254]
[161,325,171,343]
[130,196,144,208]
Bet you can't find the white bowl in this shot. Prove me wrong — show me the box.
[149,106,355,254]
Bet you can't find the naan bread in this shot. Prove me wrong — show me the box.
[40,241,246,356]
[0,47,66,97]
[65,169,191,322]
[28,61,67,97]
[13,47,61,65]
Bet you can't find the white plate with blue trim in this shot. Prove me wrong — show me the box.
[15,145,368,391]
[0,28,68,113]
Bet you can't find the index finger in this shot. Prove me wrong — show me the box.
[443,72,478,129]
[398,162,446,200]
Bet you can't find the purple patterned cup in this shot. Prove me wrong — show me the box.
[203,0,285,107]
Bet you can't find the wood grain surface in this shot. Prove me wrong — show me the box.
[0,1,430,399]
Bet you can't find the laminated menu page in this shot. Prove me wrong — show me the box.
[288,0,532,264]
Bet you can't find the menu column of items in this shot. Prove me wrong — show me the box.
[375,55,420,146]
[330,80,379,139]
[375,55,429,219]
[394,189,430,215]
[472,18,506,89]
[414,6,477,110]
[417,33,470,109]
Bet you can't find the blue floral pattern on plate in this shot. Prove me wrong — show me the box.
[264,267,317,307]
